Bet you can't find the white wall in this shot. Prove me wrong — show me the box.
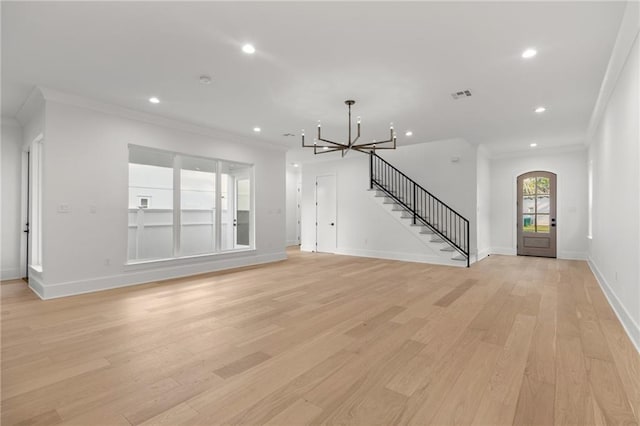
[1,120,23,280]
[476,145,491,260]
[588,28,639,348]
[490,148,588,259]
[285,165,301,246]
[300,139,479,262]
[29,98,286,298]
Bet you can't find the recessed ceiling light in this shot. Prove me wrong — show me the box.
[405,131,413,137]
[530,143,538,147]
[242,44,256,54]
[522,48,537,59]
[199,75,212,84]
[149,97,160,104]
[323,147,329,150]
[291,163,299,168]
[535,106,546,113]
[253,127,261,132]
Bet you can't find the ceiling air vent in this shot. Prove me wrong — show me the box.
[451,89,472,100]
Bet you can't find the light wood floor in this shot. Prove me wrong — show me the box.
[2,249,639,426]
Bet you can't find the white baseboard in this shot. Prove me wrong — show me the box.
[28,274,46,300]
[1,268,21,281]
[491,247,517,256]
[558,250,588,260]
[489,247,587,261]
[31,251,287,300]
[300,244,314,252]
[476,248,491,262]
[286,240,300,247]
[334,247,466,268]
[588,258,640,354]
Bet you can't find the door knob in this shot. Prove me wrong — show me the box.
[330,222,335,226]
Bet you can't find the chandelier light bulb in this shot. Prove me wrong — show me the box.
[357,116,361,123]
[390,122,394,130]
[317,120,321,128]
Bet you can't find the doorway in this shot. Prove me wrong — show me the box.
[23,151,30,281]
[315,175,336,253]
[517,171,557,258]
[235,177,250,247]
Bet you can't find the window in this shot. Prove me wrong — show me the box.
[138,197,150,208]
[180,156,216,256]
[128,146,253,262]
[128,148,174,261]
[521,176,550,233]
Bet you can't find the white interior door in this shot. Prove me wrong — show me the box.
[316,175,336,253]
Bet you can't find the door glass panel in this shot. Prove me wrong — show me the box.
[536,195,550,213]
[523,177,536,195]
[522,196,535,213]
[536,214,550,233]
[220,161,252,251]
[536,177,550,195]
[523,214,535,232]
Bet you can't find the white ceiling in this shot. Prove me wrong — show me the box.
[2,1,626,155]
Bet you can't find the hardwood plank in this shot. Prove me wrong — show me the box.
[264,398,322,426]
[586,357,638,425]
[213,351,271,379]
[433,278,477,307]
[555,336,590,425]
[138,402,199,426]
[600,319,640,420]
[427,341,503,425]
[472,314,537,425]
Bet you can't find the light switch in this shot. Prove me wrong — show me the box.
[57,204,71,213]
[89,205,97,214]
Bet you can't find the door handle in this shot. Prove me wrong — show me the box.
[330,222,335,226]
[233,219,237,227]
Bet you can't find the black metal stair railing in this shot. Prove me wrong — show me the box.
[369,152,470,267]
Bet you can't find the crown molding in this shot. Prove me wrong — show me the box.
[586,1,640,144]
[38,87,289,153]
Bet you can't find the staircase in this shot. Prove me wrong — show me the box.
[369,152,470,267]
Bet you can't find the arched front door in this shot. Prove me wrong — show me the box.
[517,171,557,258]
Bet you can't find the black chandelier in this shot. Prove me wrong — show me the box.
[301,100,397,157]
